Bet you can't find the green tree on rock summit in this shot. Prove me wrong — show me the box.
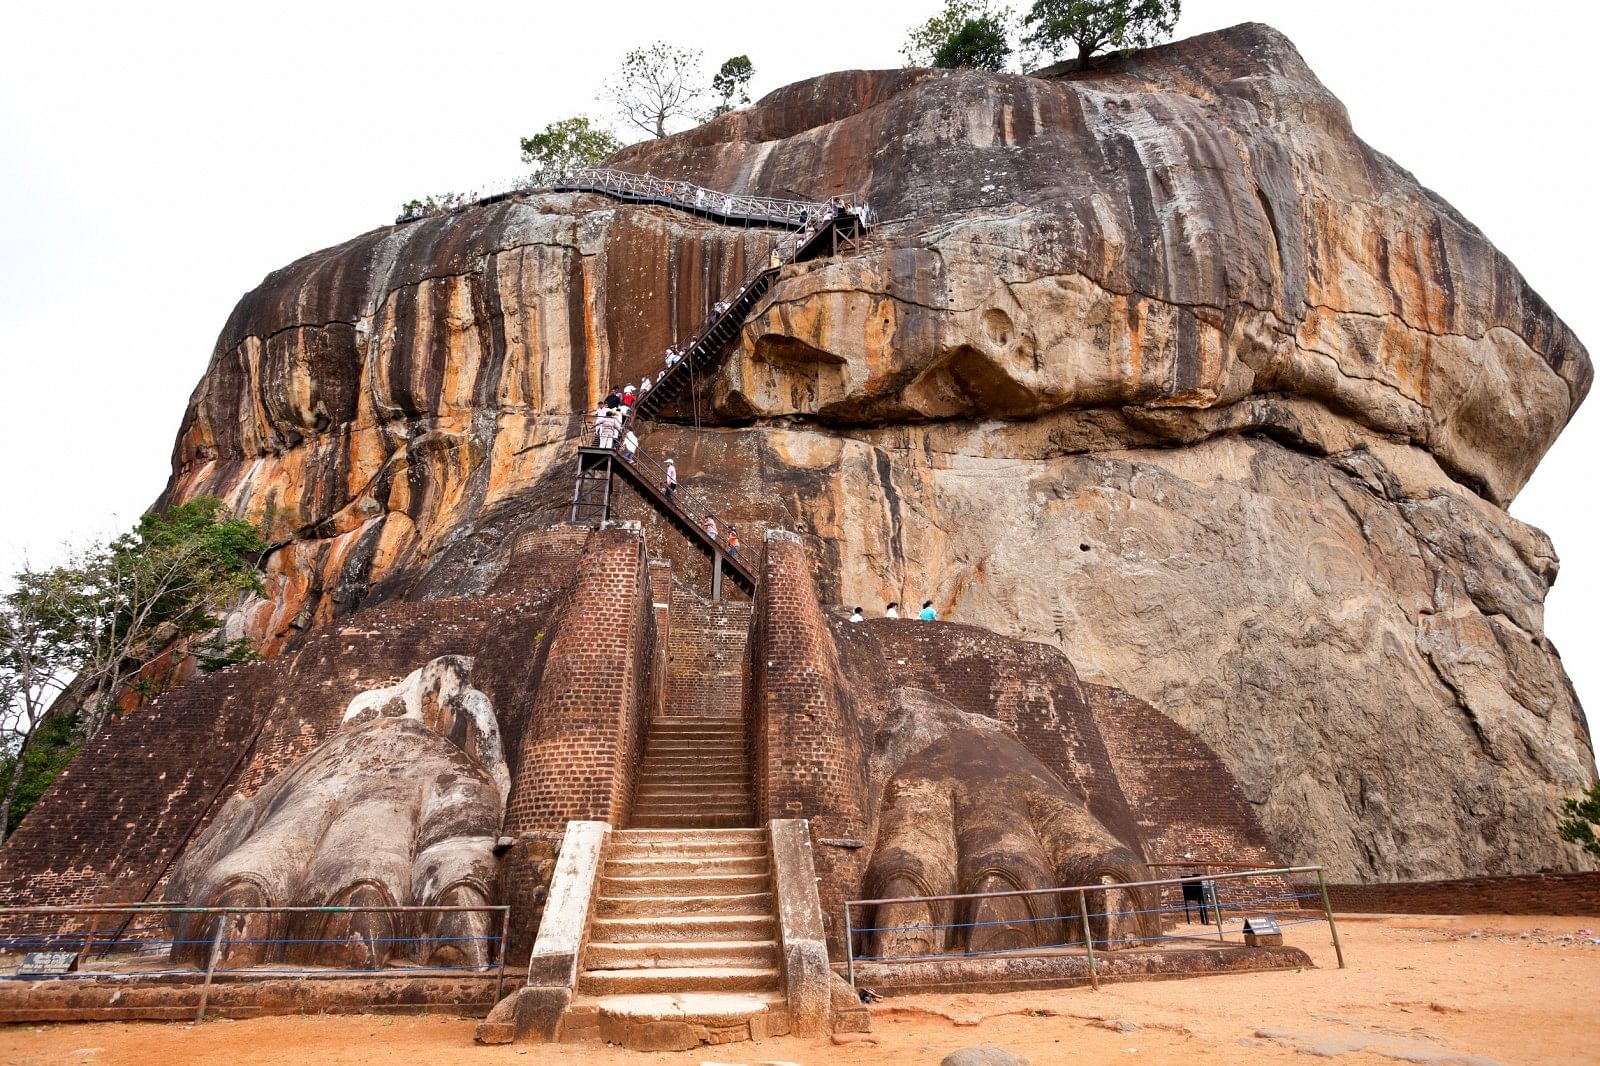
[710,56,755,117]
[1023,0,1182,66]
[520,116,623,184]
[903,1,1018,71]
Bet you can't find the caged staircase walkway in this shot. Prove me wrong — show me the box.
[567,168,869,598]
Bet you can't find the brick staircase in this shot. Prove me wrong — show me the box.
[564,828,790,1046]
[630,716,755,828]
[665,589,751,720]
[558,589,785,1049]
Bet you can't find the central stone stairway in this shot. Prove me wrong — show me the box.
[631,717,754,828]
[564,827,790,1047]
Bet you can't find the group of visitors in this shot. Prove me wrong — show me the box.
[848,600,936,623]
[700,515,741,557]
[592,383,645,456]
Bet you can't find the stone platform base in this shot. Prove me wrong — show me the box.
[0,974,519,1023]
[569,991,790,1051]
[846,944,1313,996]
[476,987,793,1051]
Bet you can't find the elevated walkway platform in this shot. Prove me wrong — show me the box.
[572,445,756,598]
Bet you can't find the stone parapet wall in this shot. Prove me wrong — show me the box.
[748,533,870,947]
[506,527,660,835]
[1326,872,1600,916]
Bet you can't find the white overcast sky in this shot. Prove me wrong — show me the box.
[1,2,1595,744]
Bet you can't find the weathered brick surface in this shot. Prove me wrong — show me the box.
[505,527,660,836]
[665,583,751,718]
[1085,683,1278,870]
[1325,872,1600,916]
[748,533,870,948]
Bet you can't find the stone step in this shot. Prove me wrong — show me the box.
[564,990,787,1031]
[609,828,766,843]
[632,776,751,791]
[642,745,746,757]
[646,721,748,733]
[632,790,752,807]
[630,813,758,829]
[651,715,746,724]
[631,798,753,811]
[588,914,776,943]
[596,892,774,918]
[576,966,781,996]
[630,777,748,793]
[636,745,748,755]
[606,839,768,861]
[633,758,745,777]
[639,755,748,768]
[599,872,770,898]
[632,799,754,815]
[583,939,781,970]
[604,854,770,878]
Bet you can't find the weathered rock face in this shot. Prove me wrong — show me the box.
[159,23,1592,881]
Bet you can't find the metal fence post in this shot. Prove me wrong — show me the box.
[1075,890,1099,991]
[195,911,231,1022]
[1211,879,1227,942]
[1315,868,1346,969]
[494,906,510,1003]
[844,902,856,988]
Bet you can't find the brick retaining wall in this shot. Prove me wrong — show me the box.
[505,527,660,836]
[1326,872,1600,916]
[664,584,750,718]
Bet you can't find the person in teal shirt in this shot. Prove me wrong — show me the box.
[918,600,936,621]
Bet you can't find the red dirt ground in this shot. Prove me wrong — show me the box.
[4,915,1597,1065]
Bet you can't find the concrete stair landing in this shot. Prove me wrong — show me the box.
[564,828,789,1050]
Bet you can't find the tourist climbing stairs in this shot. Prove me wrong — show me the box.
[564,167,868,599]
[571,440,757,596]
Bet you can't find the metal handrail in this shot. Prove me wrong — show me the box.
[0,901,513,1018]
[553,167,832,227]
[578,433,746,564]
[397,165,873,233]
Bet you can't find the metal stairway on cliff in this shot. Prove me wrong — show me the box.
[565,168,869,597]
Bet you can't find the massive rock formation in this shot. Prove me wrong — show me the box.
[156,23,1592,881]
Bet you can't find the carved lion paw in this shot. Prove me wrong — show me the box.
[861,690,1155,958]
[164,656,509,970]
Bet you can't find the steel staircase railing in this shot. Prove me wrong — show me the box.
[553,167,831,228]
[567,172,871,595]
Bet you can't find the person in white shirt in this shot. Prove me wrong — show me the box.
[639,376,652,395]
[885,602,900,619]
[849,607,864,623]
